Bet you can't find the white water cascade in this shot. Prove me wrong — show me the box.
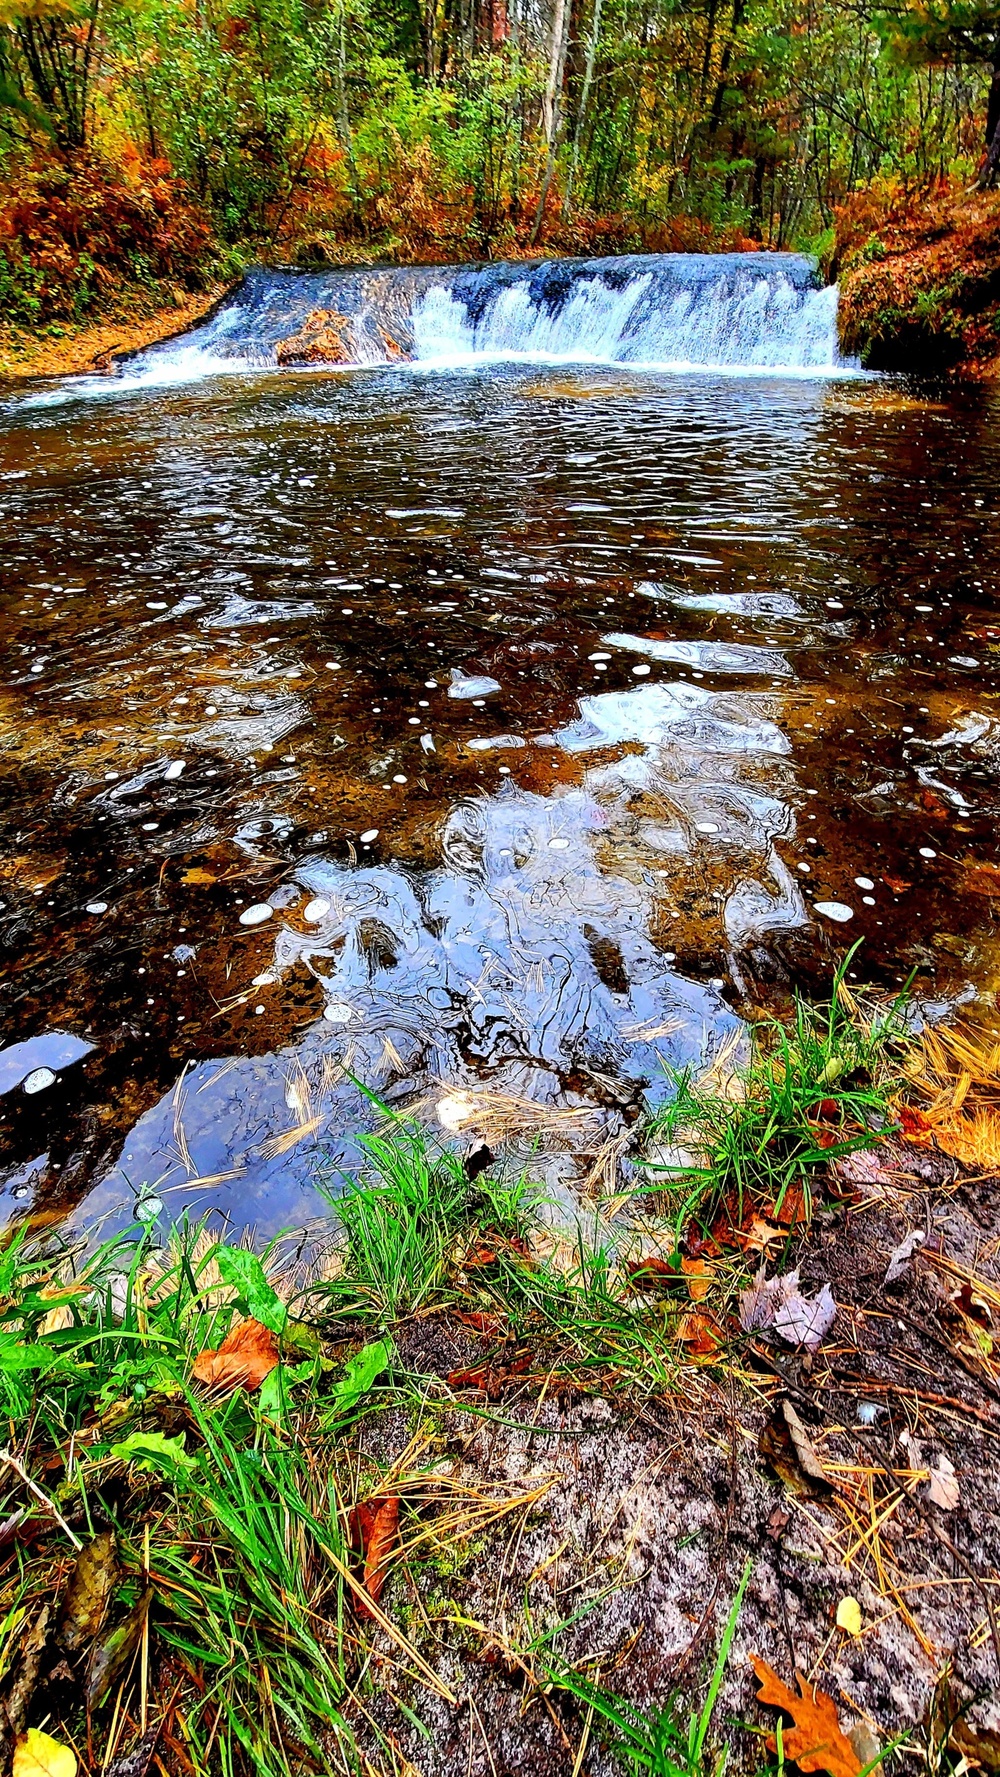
[25,252,852,403]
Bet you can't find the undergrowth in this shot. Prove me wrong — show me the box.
[643,951,909,1239]
[0,960,925,1775]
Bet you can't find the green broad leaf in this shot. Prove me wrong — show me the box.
[257,1359,314,1417]
[0,1335,72,1372]
[109,1430,198,1476]
[329,1338,394,1419]
[212,1246,287,1334]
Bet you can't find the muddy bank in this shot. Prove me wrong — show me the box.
[0,285,230,381]
[349,1158,1000,1772]
[837,183,1000,376]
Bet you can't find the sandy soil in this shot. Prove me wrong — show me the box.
[0,285,231,381]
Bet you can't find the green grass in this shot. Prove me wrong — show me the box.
[0,1223,376,1777]
[318,1123,687,1393]
[641,951,909,1239]
[544,1559,752,1777]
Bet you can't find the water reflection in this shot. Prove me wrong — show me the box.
[1,363,999,1234]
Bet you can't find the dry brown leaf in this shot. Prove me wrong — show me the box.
[760,1400,832,1497]
[348,1495,401,1617]
[57,1531,118,1654]
[926,1454,960,1511]
[751,1656,861,1777]
[676,1310,725,1358]
[681,1256,715,1300]
[181,867,219,886]
[191,1318,281,1392]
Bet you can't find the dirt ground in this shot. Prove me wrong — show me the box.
[343,1155,1000,1775]
[0,286,229,380]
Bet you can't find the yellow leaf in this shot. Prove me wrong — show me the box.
[836,1596,862,1636]
[13,1729,78,1777]
[39,1303,74,1335]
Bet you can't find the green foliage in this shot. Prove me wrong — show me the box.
[644,952,908,1235]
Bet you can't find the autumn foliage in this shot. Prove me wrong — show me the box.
[0,152,214,326]
[836,176,1000,373]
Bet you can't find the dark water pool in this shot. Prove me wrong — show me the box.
[1,361,998,1239]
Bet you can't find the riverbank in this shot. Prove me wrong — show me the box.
[836,181,1000,377]
[0,285,230,381]
[3,978,999,1777]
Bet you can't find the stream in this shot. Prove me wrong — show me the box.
[0,252,998,1248]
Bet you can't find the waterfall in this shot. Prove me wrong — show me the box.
[118,252,851,386]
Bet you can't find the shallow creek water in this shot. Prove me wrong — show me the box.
[1,269,999,1244]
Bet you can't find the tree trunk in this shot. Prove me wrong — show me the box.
[562,0,601,218]
[541,0,570,148]
[978,43,1000,188]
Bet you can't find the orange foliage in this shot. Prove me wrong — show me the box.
[836,176,1000,375]
[0,153,214,324]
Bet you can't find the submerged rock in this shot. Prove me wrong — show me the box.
[275,308,352,365]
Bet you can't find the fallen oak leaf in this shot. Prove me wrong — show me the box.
[446,1352,533,1398]
[191,1317,280,1392]
[452,1310,504,1336]
[625,1254,684,1291]
[681,1256,715,1300]
[676,1310,725,1358]
[751,1656,861,1777]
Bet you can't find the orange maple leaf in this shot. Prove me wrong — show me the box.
[191,1318,281,1392]
[751,1657,861,1777]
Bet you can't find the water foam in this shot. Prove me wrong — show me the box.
[15,252,854,406]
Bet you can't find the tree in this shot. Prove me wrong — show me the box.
[875,0,1000,183]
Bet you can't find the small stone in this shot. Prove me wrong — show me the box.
[23,1067,56,1094]
[239,903,273,927]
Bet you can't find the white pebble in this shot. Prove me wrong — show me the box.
[632,664,651,676]
[815,901,854,923]
[164,760,185,780]
[360,829,379,844]
[85,901,108,915]
[303,897,331,922]
[918,847,937,859]
[548,837,570,850]
[323,1002,354,1024]
[326,661,341,671]
[695,822,719,834]
[392,774,407,784]
[23,1067,57,1094]
[239,903,273,926]
[854,876,874,890]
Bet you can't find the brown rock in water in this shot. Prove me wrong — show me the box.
[275,308,352,365]
[379,328,408,361]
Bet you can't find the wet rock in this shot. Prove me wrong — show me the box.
[275,309,353,366]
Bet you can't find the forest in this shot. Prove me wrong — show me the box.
[0,0,998,328]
